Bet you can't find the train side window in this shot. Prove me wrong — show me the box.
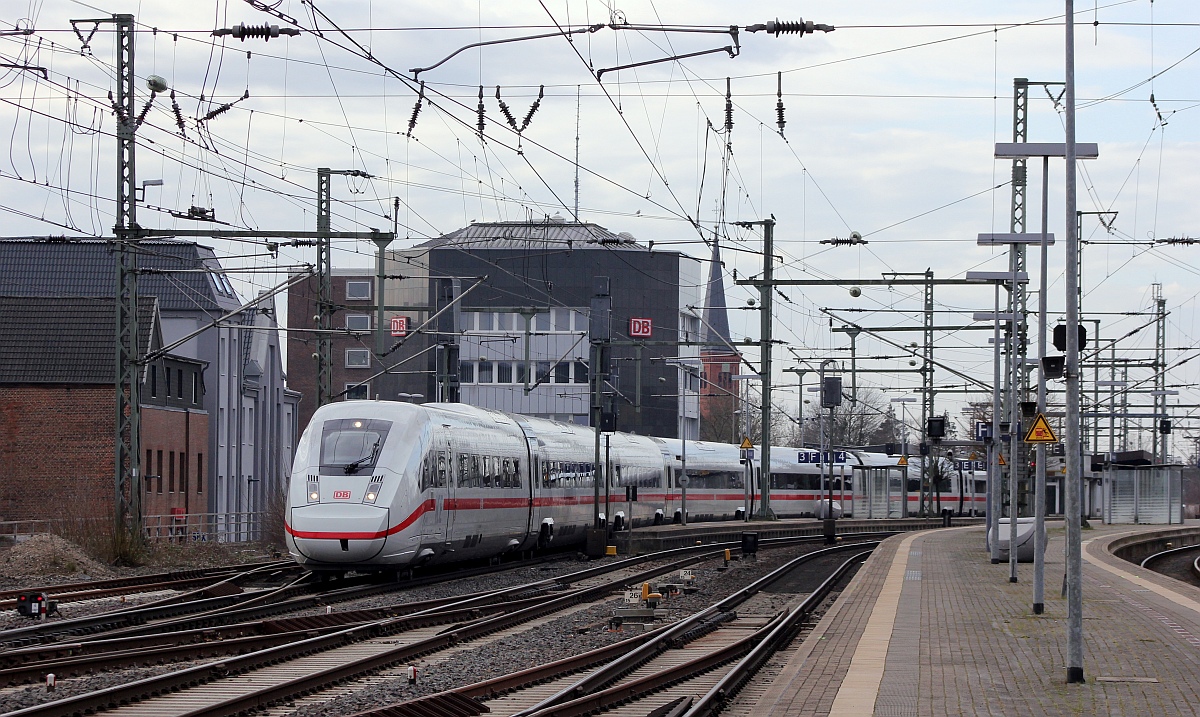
[457,454,469,488]
[482,456,493,488]
[513,459,521,488]
[542,461,551,488]
[612,465,621,487]
[437,452,448,487]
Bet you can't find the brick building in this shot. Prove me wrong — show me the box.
[0,296,207,528]
[0,239,298,540]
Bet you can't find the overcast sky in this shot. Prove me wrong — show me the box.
[2,1,1197,450]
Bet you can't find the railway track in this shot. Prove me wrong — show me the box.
[1139,543,1200,588]
[0,562,299,612]
[340,543,868,717]
[0,534,881,717]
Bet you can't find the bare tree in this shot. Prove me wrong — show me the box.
[804,387,892,447]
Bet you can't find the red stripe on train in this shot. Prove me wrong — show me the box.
[285,499,434,540]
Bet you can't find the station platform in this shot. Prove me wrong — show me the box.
[753,520,1200,716]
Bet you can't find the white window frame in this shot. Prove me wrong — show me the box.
[344,383,369,400]
[345,280,372,301]
[345,349,371,368]
[345,314,372,331]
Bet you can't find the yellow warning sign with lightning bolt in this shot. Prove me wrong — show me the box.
[1023,413,1059,444]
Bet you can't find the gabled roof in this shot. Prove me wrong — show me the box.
[0,238,243,313]
[419,217,647,252]
[0,296,158,384]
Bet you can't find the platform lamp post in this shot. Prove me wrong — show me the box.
[990,140,1098,614]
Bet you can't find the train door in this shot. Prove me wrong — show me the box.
[523,434,538,545]
[423,437,454,544]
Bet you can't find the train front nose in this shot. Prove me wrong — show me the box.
[288,504,391,563]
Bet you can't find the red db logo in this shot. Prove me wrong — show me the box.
[333,490,351,500]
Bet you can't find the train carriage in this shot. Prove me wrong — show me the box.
[284,401,986,574]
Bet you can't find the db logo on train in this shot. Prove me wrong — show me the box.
[333,490,352,500]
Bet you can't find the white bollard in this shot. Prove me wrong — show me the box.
[46,673,55,692]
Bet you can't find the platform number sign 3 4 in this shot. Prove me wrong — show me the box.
[629,317,653,338]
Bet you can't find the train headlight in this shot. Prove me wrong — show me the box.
[307,481,320,503]
[363,482,382,504]
[366,492,377,501]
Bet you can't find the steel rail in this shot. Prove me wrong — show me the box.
[0,561,291,602]
[681,550,872,717]
[1,546,729,716]
[512,541,878,717]
[1139,542,1200,569]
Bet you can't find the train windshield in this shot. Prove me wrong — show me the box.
[319,419,393,476]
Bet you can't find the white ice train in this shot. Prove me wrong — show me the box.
[284,401,988,573]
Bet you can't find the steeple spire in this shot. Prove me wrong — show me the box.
[701,234,732,349]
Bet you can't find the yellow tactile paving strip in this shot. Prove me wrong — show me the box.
[827,531,923,716]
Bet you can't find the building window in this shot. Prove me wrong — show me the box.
[345,281,372,301]
[574,361,589,384]
[192,371,201,404]
[554,362,570,384]
[145,449,152,492]
[346,314,371,331]
[497,361,513,384]
[573,310,589,332]
[553,308,571,332]
[516,362,527,384]
[345,383,369,400]
[477,312,494,331]
[156,450,164,493]
[478,360,494,384]
[345,349,371,368]
[169,451,175,493]
[537,362,552,383]
[177,369,184,398]
[149,365,158,398]
[496,313,513,331]
[533,312,551,332]
[197,454,204,494]
[181,452,189,494]
[460,361,475,383]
